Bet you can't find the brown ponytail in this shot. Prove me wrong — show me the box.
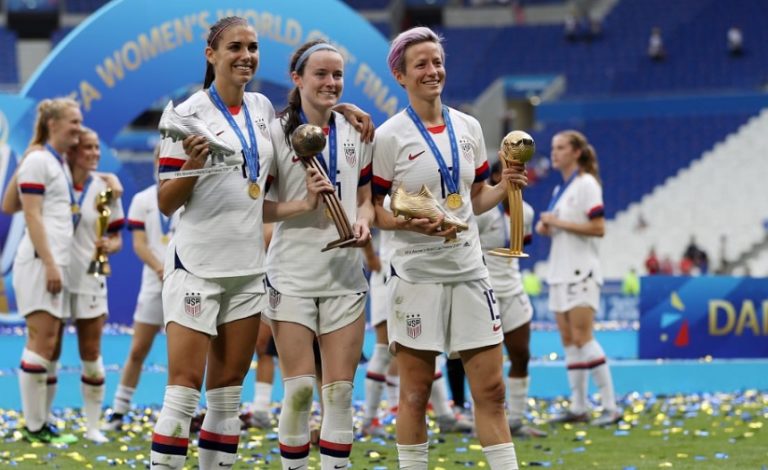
[558,130,601,185]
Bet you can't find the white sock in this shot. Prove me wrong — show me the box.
[113,384,136,415]
[506,376,529,422]
[81,357,106,433]
[581,339,617,412]
[252,381,273,413]
[483,442,518,470]
[565,345,588,414]
[150,385,200,470]
[386,374,400,411]
[319,381,354,469]
[429,356,452,418]
[278,375,315,470]
[397,442,428,469]
[364,344,392,420]
[198,386,242,469]
[19,349,50,432]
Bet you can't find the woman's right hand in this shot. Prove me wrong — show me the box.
[304,167,334,210]
[535,220,551,236]
[44,262,62,295]
[402,215,458,239]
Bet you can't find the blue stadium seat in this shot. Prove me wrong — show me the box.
[0,27,19,84]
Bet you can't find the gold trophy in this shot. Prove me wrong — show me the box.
[390,185,469,234]
[87,188,114,276]
[489,131,534,258]
[291,124,358,252]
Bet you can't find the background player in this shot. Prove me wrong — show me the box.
[536,130,621,427]
[477,161,546,438]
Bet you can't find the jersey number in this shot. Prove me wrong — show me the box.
[484,289,500,321]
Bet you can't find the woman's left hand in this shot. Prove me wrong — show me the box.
[352,219,372,247]
[94,237,112,254]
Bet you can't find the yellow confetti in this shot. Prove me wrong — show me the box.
[136,454,145,460]
[676,453,688,458]
[369,451,380,459]
[22,454,38,459]
[470,444,482,451]
[748,422,763,429]
[659,462,673,467]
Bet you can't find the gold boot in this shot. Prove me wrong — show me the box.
[391,185,469,232]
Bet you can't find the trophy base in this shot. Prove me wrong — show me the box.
[488,248,529,258]
[321,237,358,252]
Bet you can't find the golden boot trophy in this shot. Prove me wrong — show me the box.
[87,188,113,276]
[291,124,358,252]
[390,185,469,233]
[489,131,534,258]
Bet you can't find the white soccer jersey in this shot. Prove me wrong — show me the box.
[546,172,604,285]
[127,184,180,294]
[372,107,490,283]
[476,201,534,298]
[15,148,73,268]
[266,112,372,296]
[157,90,275,278]
[67,177,125,295]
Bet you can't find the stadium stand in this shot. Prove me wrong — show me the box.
[0,27,19,84]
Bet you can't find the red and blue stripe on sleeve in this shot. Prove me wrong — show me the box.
[474,161,490,183]
[587,205,605,219]
[158,157,185,174]
[107,219,126,234]
[358,163,372,187]
[127,219,145,231]
[372,175,391,196]
[19,182,45,195]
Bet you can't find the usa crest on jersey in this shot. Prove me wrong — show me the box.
[406,313,422,339]
[269,287,281,309]
[460,138,474,163]
[344,141,357,167]
[184,292,202,317]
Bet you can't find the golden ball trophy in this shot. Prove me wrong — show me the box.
[291,124,358,252]
[489,130,534,258]
[87,188,114,276]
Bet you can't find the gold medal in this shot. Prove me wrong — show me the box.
[248,182,261,199]
[161,234,170,245]
[71,203,80,214]
[446,193,462,209]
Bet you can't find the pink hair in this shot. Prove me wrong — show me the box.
[386,26,444,76]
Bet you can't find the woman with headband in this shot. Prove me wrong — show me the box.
[265,39,374,470]
[372,27,527,469]
[150,17,333,469]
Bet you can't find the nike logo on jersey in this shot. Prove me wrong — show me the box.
[218,462,233,467]
[288,466,304,470]
[334,465,347,469]
[493,323,502,332]
[151,462,172,468]
[408,150,426,160]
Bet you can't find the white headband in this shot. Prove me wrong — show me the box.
[294,43,340,72]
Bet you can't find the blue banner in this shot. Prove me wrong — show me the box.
[639,276,768,359]
[0,0,404,324]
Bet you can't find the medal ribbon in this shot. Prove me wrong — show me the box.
[546,171,578,212]
[405,105,460,197]
[209,85,260,183]
[73,175,92,230]
[159,212,172,239]
[299,111,337,186]
[45,144,79,226]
